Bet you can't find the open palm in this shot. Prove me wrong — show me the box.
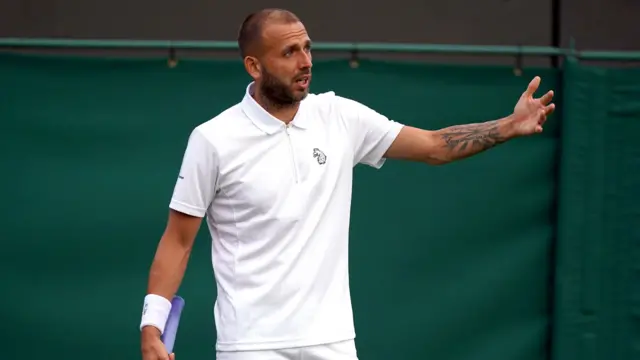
[512,76,556,136]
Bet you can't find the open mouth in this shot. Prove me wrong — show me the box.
[295,75,310,87]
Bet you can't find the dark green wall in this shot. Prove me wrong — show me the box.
[1,52,635,360]
[552,59,640,360]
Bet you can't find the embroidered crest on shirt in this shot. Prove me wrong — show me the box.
[313,148,327,165]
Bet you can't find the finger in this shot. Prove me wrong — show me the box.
[532,108,547,128]
[170,353,175,360]
[544,103,555,115]
[538,90,554,105]
[539,112,548,126]
[535,125,544,133]
[538,108,547,120]
[524,76,541,97]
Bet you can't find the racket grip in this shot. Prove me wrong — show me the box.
[160,296,185,354]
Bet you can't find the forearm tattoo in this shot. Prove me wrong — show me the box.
[439,120,507,153]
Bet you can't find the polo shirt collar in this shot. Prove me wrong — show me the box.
[241,82,309,134]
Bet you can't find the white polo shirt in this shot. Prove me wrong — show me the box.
[169,83,404,352]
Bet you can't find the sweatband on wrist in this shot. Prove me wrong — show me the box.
[139,294,172,334]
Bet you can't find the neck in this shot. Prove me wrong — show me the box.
[252,87,300,124]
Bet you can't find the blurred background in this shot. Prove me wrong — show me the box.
[0,1,638,360]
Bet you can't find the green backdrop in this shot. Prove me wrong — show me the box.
[552,59,640,360]
[0,52,636,360]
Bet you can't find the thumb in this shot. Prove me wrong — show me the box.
[169,353,175,360]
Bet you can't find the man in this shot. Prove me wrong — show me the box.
[139,8,555,360]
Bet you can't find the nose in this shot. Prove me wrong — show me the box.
[299,51,312,69]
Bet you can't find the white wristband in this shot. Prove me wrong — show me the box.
[139,294,172,334]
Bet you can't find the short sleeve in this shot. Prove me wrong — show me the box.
[169,128,219,218]
[334,96,404,168]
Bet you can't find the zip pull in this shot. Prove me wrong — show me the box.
[284,125,300,183]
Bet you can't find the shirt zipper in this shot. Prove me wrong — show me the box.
[285,125,300,184]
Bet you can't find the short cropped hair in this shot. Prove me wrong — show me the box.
[237,9,301,58]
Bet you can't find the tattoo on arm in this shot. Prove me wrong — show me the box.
[439,120,508,154]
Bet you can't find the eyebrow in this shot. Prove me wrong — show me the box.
[283,40,312,51]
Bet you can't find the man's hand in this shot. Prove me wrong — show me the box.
[509,76,556,136]
[141,326,175,360]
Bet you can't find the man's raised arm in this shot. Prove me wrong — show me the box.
[384,76,555,165]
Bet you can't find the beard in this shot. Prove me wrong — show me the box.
[259,66,309,107]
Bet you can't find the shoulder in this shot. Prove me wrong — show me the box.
[173,104,246,164]
[196,104,245,138]
[301,91,336,109]
[302,91,371,119]
[303,90,365,107]
[189,103,255,148]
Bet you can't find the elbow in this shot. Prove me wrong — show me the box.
[421,131,451,166]
[149,231,193,275]
[422,147,450,166]
[425,157,448,166]
[387,127,452,166]
[160,229,195,253]
[423,155,450,166]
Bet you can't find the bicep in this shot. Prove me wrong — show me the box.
[384,125,444,165]
[162,209,202,249]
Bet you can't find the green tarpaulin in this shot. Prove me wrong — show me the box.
[0,52,637,360]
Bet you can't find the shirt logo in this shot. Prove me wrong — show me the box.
[313,148,327,165]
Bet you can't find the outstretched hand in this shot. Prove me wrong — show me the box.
[510,76,555,136]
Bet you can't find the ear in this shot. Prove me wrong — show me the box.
[243,56,261,80]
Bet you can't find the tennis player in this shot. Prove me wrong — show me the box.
[139,8,555,360]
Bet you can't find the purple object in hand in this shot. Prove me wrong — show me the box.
[160,296,185,354]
